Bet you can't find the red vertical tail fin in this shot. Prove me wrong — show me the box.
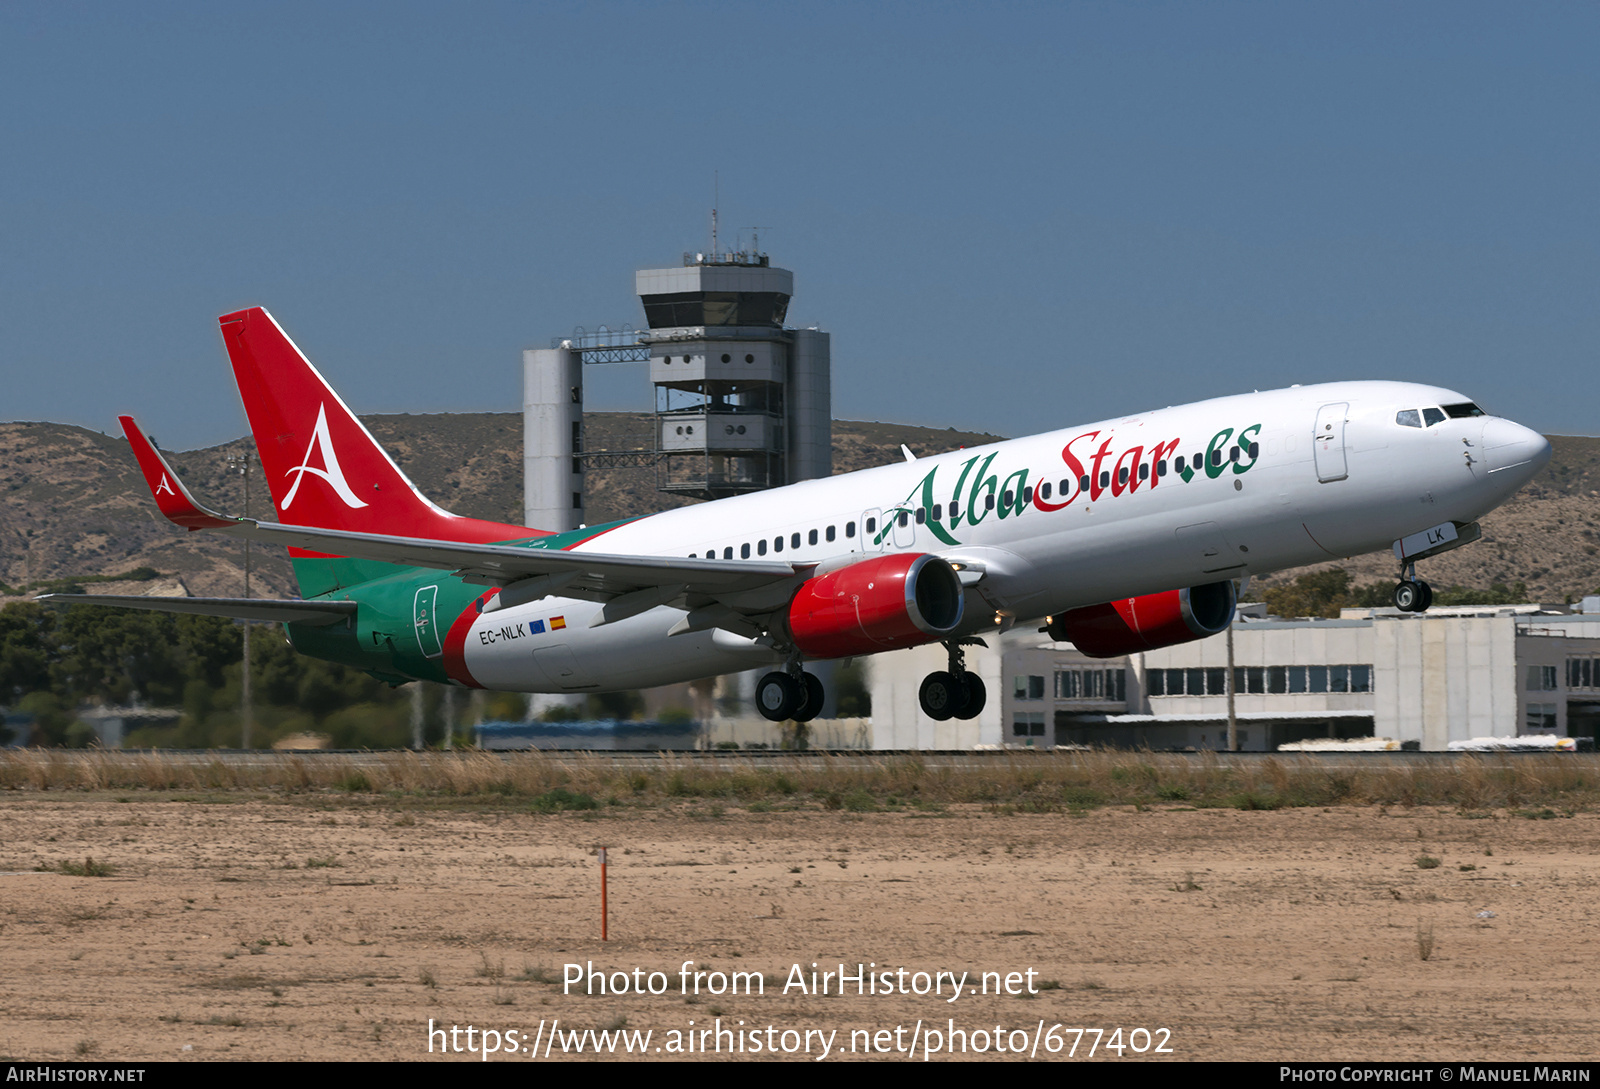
[218,307,539,545]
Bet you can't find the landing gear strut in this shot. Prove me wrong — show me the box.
[755,668,825,722]
[918,640,988,721]
[1393,561,1433,613]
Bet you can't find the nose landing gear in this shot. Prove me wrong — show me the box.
[918,639,988,721]
[1393,561,1433,613]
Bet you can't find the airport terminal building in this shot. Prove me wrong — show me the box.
[868,602,1600,752]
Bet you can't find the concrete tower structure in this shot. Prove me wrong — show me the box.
[522,345,584,532]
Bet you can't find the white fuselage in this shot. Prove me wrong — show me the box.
[461,381,1550,693]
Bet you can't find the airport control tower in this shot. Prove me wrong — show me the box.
[641,247,830,500]
[524,239,831,528]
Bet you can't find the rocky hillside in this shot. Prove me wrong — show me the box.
[2,415,1594,603]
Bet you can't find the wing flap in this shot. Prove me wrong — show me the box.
[38,594,357,626]
[243,521,807,603]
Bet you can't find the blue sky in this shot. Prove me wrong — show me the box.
[2,1,1595,448]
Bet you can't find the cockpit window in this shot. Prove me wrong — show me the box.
[1422,407,1446,427]
[1444,402,1486,419]
[1395,409,1422,428]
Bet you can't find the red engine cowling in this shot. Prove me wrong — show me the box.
[788,552,965,659]
[1046,581,1236,658]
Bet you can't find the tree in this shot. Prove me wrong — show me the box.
[1262,568,1357,619]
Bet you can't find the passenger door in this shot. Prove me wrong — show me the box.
[1313,402,1349,483]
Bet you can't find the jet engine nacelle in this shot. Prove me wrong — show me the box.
[1046,581,1237,659]
[788,552,965,659]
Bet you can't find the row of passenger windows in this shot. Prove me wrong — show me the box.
[684,438,1265,561]
[691,521,858,560]
[1396,402,1485,428]
[1149,665,1373,696]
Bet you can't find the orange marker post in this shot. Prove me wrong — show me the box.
[598,847,608,941]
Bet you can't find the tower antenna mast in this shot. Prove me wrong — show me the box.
[710,171,719,258]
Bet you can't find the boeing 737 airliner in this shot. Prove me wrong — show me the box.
[50,308,1553,724]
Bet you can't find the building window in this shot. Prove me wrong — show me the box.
[1012,712,1045,738]
[1524,702,1558,733]
[1014,675,1045,701]
[1526,665,1558,691]
[1054,669,1125,702]
[1156,664,1372,697]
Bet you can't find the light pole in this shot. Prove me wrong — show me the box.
[226,449,253,749]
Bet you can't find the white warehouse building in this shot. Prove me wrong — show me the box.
[867,603,1600,752]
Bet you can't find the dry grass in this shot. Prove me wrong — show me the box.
[0,749,1596,814]
[1416,920,1436,961]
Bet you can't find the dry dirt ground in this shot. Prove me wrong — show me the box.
[1,797,1595,1063]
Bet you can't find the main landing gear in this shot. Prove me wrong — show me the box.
[918,639,988,721]
[1393,561,1433,613]
[755,668,825,723]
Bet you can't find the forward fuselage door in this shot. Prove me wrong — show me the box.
[892,506,917,549]
[1313,402,1349,483]
[862,508,886,552]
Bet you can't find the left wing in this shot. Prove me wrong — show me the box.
[119,414,811,627]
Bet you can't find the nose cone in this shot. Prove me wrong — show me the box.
[1481,419,1552,481]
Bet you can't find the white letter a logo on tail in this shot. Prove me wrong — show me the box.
[282,404,369,510]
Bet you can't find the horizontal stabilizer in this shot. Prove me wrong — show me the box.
[38,594,356,626]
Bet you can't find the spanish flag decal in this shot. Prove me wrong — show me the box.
[550,615,567,630]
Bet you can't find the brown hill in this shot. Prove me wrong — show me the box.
[2,416,1592,603]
